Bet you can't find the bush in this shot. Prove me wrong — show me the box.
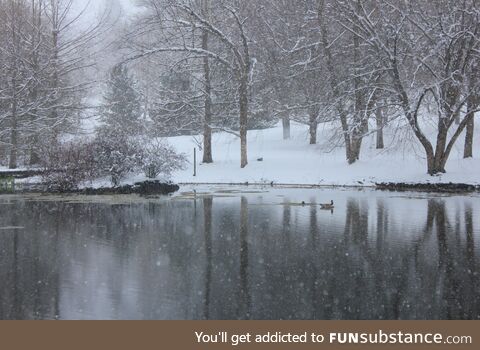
[39,132,186,189]
[94,131,143,186]
[141,139,187,179]
[39,139,98,191]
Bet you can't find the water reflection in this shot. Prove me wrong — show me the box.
[238,196,251,319]
[0,190,479,319]
[202,196,212,320]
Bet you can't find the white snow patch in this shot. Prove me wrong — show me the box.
[166,121,480,186]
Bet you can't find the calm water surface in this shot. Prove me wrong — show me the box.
[0,187,479,320]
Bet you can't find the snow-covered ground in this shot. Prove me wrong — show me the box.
[167,121,480,186]
[2,120,479,187]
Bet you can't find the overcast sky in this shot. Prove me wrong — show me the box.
[74,0,139,25]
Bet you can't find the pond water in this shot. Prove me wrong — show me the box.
[0,187,479,320]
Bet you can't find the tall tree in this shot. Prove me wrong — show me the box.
[43,0,109,137]
[201,0,213,163]
[100,64,142,136]
[339,0,480,174]
[129,0,256,168]
[0,0,34,168]
[0,0,110,168]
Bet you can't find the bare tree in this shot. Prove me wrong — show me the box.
[318,0,380,163]
[340,0,480,174]
[0,0,25,168]
[128,0,256,168]
[201,0,213,163]
[43,0,109,137]
[258,0,325,144]
[0,0,110,168]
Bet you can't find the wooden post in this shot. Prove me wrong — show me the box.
[193,148,197,177]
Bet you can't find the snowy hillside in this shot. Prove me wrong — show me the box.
[168,121,480,186]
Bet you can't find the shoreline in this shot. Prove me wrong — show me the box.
[180,181,480,193]
[2,180,479,195]
[0,180,180,196]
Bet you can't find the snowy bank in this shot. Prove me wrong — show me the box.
[167,121,480,186]
[2,120,479,189]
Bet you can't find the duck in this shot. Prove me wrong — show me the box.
[320,200,334,210]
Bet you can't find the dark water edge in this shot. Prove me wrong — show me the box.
[0,180,179,196]
[376,182,480,193]
[0,188,479,320]
[3,168,480,195]
[0,170,44,179]
[78,181,179,195]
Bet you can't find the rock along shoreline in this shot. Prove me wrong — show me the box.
[0,180,180,195]
[77,181,180,195]
[2,176,480,195]
[375,182,480,193]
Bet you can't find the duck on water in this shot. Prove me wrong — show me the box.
[320,200,334,209]
[300,200,334,209]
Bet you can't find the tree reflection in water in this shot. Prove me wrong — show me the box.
[0,191,478,319]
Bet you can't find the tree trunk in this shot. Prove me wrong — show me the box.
[464,112,474,158]
[282,115,290,140]
[349,136,362,163]
[239,77,248,168]
[349,116,369,163]
[318,4,352,162]
[390,52,439,175]
[9,80,18,169]
[428,151,447,175]
[9,2,18,170]
[309,108,318,145]
[9,111,18,169]
[0,144,5,161]
[431,121,449,174]
[376,106,384,149]
[29,0,41,165]
[428,157,446,175]
[428,116,466,175]
[29,136,41,165]
[201,7,213,164]
[464,92,477,158]
[349,11,365,165]
[50,13,59,134]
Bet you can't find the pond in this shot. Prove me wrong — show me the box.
[0,187,479,320]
